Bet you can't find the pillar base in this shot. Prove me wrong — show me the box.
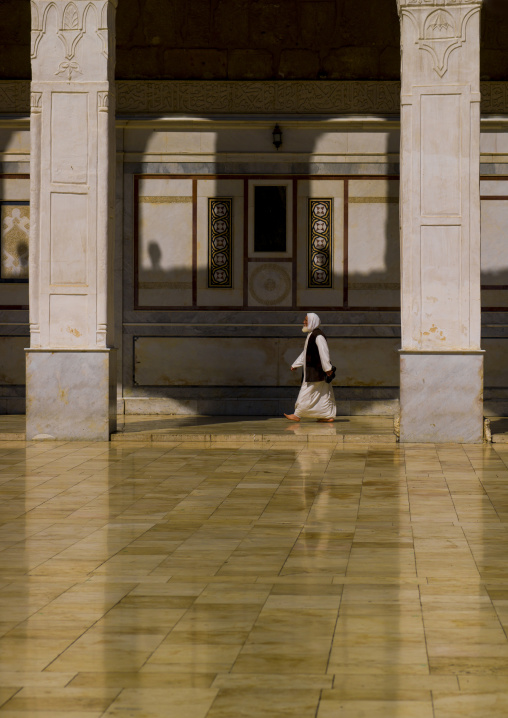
[26,349,116,441]
[400,351,484,444]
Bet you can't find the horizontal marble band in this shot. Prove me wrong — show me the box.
[138,196,192,203]
[349,197,399,203]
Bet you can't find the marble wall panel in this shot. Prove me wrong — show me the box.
[481,290,508,309]
[0,283,28,307]
[248,262,292,307]
[50,194,88,285]
[280,337,400,387]
[484,338,508,387]
[137,178,193,307]
[348,200,400,303]
[48,295,88,348]
[296,179,344,307]
[134,337,279,386]
[348,179,399,309]
[481,200,508,285]
[348,288,400,308]
[480,133,508,156]
[134,335,399,389]
[349,179,400,198]
[0,336,26,384]
[0,130,30,157]
[51,94,89,184]
[481,180,508,196]
[0,177,30,200]
[196,179,244,306]
[124,129,203,156]
[347,131,400,155]
[286,130,348,155]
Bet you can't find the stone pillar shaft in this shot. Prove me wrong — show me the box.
[27,0,117,440]
[398,0,484,443]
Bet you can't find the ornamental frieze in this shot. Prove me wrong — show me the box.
[1,80,508,116]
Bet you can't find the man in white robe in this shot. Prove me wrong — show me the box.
[284,313,337,423]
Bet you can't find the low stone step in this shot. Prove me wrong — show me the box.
[111,431,397,444]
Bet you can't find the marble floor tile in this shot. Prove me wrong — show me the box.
[0,437,507,715]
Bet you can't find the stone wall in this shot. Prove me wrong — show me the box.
[2,0,508,81]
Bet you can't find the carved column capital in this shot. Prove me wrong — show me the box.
[31,0,117,83]
[398,0,483,80]
[397,0,482,12]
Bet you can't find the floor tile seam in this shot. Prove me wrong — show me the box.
[418,583,433,680]
[324,470,357,675]
[39,580,145,674]
[313,687,324,718]
[0,577,86,645]
[196,587,269,678]
[442,481,488,580]
[343,456,365,582]
[489,597,508,643]
[473,473,505,524]
[13,479,141,564]
[12,444,111,473]
[0,686,22,711]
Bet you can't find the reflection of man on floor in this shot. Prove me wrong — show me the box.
[284,313,337,423]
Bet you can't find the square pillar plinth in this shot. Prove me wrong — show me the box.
[400,352,484,443]
[26,350,116,441]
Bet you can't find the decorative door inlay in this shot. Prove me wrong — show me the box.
[308,199,332,288]
[208,198,233,288]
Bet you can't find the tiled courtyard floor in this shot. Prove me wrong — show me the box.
[0,437,507,716]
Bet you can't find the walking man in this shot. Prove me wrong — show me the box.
[284,313,337,423]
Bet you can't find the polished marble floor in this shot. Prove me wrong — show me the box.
[0,438,507,716]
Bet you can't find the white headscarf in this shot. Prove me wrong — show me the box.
[303,312,321,333]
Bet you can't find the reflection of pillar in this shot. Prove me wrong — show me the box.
[27,1,117,440]
[397,0,484,443]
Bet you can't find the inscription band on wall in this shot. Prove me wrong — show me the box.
[3,81,508,114]
[209,198,233,288]
[309,199,333,289]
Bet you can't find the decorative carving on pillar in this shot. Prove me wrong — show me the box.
[98,91,109,111]
[31,0,117,83]
[30,92,42,113]
[398,0,482,78]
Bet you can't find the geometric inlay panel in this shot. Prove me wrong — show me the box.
[308,199,332,288]
[209,198,233,288]
[1,202,29,281]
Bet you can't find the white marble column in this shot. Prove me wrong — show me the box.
[27,0,117,440]
[397,0,484,443]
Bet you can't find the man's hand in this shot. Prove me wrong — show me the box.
[326,370,333,376]
[291,366,297,371]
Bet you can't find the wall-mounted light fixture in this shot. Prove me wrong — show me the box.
[272,123,282,151]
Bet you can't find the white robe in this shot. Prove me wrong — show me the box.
[292,333,337,419]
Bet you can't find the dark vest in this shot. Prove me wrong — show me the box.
[305,328,326,382]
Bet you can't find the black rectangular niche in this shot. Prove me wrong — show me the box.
[254,186,287,252]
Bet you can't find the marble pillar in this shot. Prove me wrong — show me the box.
[27,0,117,440]
[397,0,484,443]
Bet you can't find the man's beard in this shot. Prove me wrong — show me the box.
[302,326,311,333]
